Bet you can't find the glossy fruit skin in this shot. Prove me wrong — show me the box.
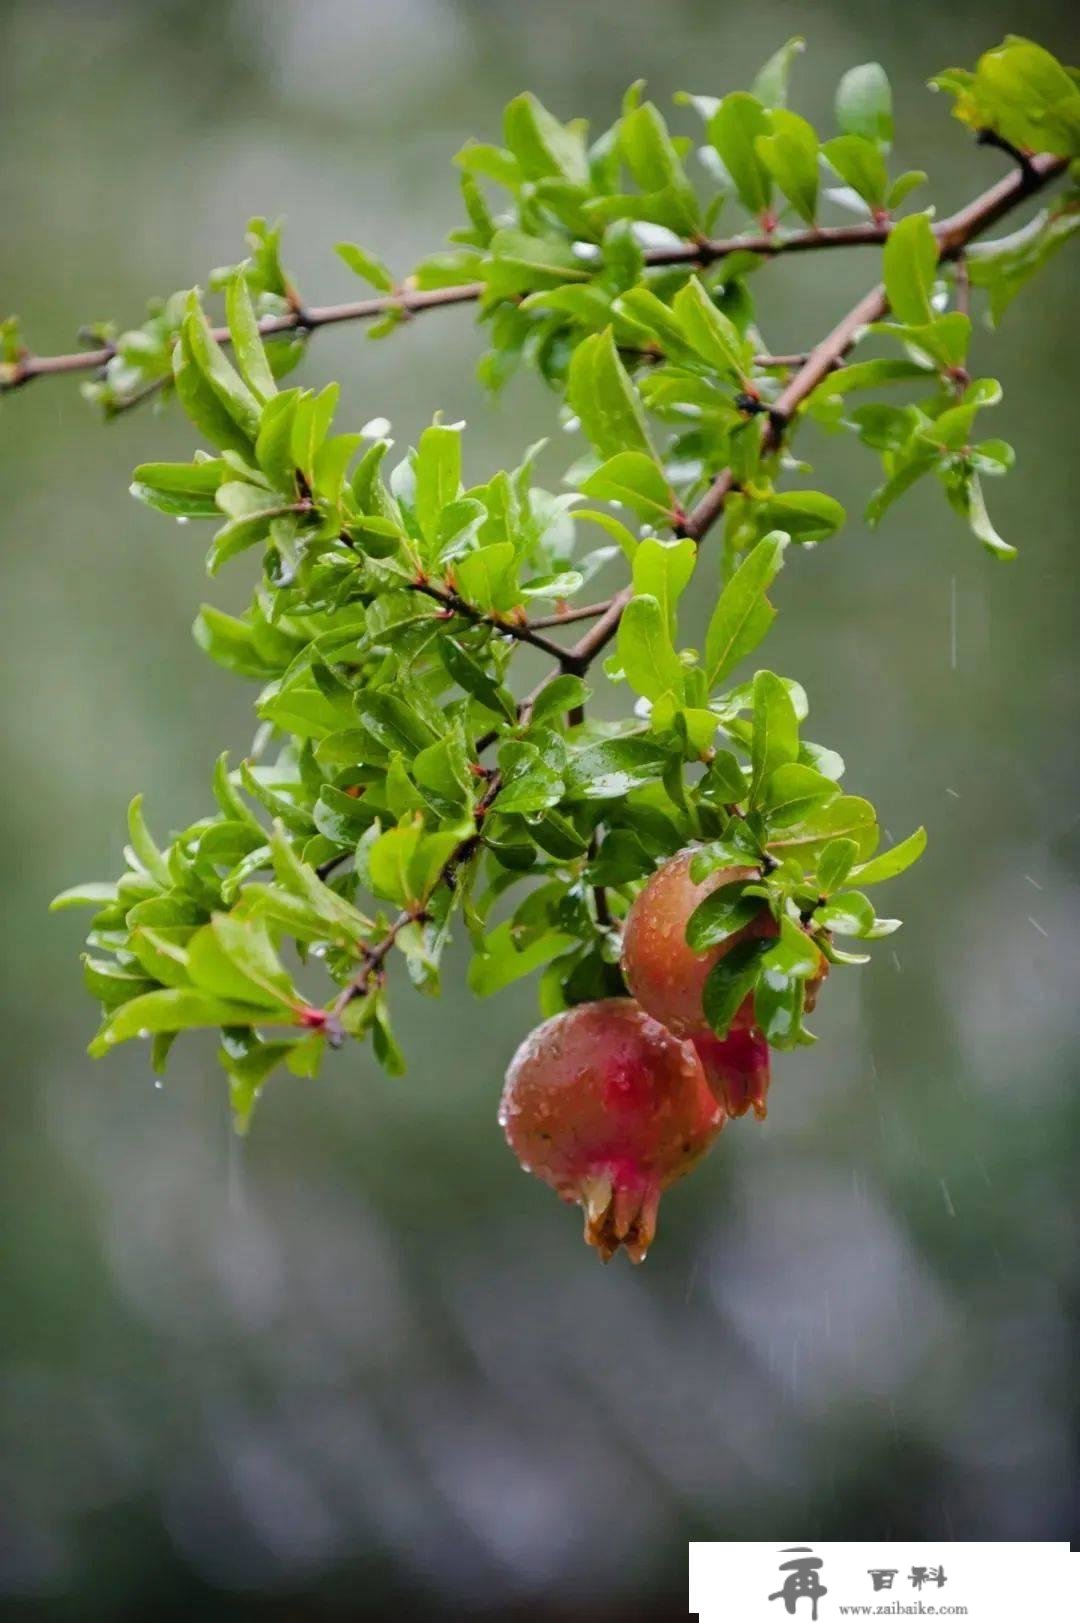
[691,1004,771,1120]
[620,851,777,1039]
[499,998,725,1263]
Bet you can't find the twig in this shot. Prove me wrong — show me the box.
[525,600,612,629]
[408,579,574,666]
[0,222,917,401]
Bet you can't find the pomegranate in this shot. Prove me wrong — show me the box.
[691,1003,771,1120]
[499,998,725,1263]
[620,851,776,1039]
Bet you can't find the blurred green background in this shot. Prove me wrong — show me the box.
[2,1,1078,1617]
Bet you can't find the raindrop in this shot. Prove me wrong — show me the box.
[1027,916,1049,938]
[176,516,189,527]
[945,787,960,799]
[1024,874,1043,891]
[360,416,391,438]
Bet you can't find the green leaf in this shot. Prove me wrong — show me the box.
[672,277,749,381]
[173,321,254,457]
[468,920,577,997]
[756,109,819,224]
[528,674,589,728]
[355,691,437,758]
[968,207,1080,325]
[415,423,463,546]
[749,670,799,804]
[439,637,516,720]
[821,135,888,210]
[413,729,472,810]
[702,936,770,1037]
[580,451,675,522]
[704,532,786,686]
[686,880,762,951]
[751,37,805,109]
[888,170,928,211]
[708,93,773,217]
[631,537,696,631]
[816,889,875,936]
[762,915,823,982]
[752,491,845,543]
[620,103,699,233]
[883,213,938,327]
[89,988,286,1057]
[957,472,1017,560]
[206,912,299,1007]
[836,62,893,144]
[255,391,300,492]
[182,291,261,439]
[127,795,170,886]
[454,541,518,611]
[564,737,672,799]
[497,740,565,814]
[567,329,655,460]
[335,242,395,292]
[226,272,276,402]
[503,92,588,186]
[700,749,747,805]
[193,605,278,679]
[850,826,926,885]
[618,594,686,702]
[267,822,372,945]
[766,794,878,861]
[50,881,119,913]
[762,763,840,826]
[130,459,227,518]
[816,837,859,894]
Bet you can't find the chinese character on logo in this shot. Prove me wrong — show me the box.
[909,1566,947,1590]
[769,1548,828,1619]
[868,1569,898,1591]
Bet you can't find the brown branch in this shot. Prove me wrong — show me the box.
[0,221,934,402]
[408,578,574,665]
[524,600,612,629]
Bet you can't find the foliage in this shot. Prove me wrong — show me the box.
[14,35,1078,1128]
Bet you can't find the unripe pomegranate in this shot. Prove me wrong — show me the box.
[499,998,725,1263]
[621,851,776,1039]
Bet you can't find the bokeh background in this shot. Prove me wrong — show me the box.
[2,1,1078,1617]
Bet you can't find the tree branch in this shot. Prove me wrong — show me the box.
[0,220,951,402]
[407,578,575,665]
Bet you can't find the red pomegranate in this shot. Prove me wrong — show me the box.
[620,851,777,1039]
[499,998,725,1263]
